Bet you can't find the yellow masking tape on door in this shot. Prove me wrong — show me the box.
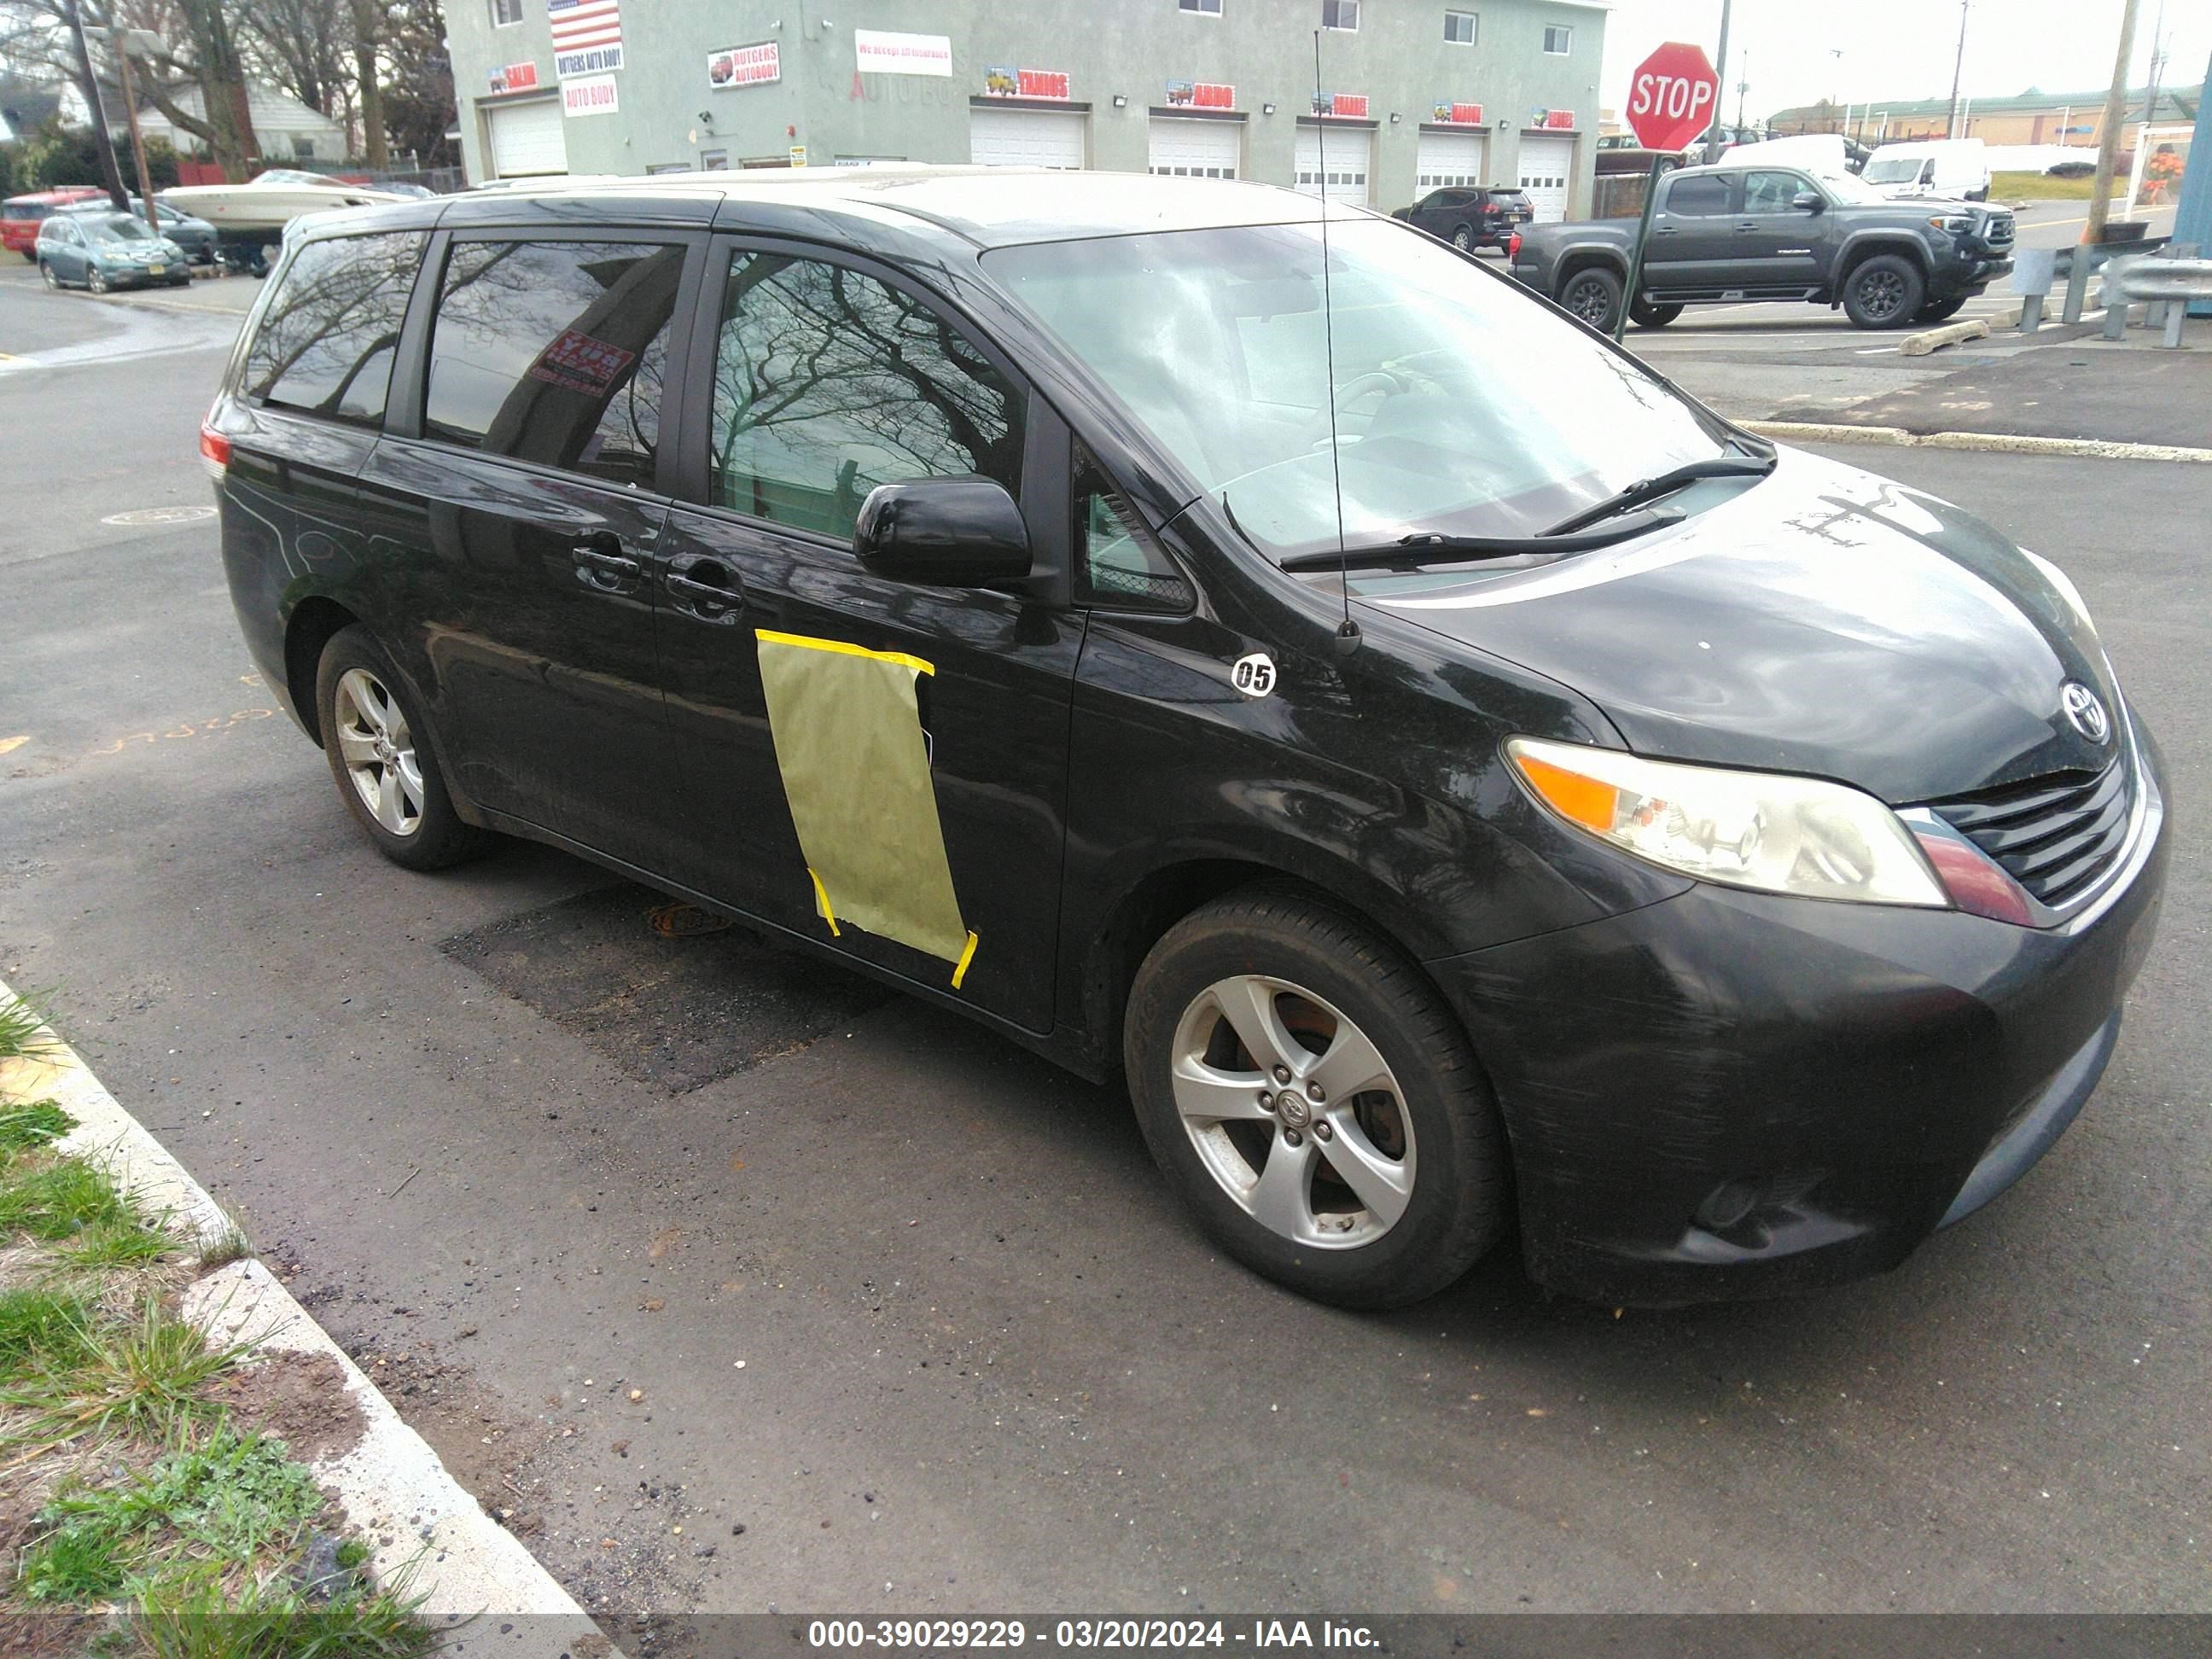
[755,630,976,980]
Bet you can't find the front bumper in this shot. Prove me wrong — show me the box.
[1933,253,2013,297]
[1433,735,2167,1307]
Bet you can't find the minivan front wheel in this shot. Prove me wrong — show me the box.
[1124,890,1506,1308]
[315,626,492,870]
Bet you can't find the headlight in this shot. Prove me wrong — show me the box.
[1929,214,1976,233]
[1507,736,1948,907]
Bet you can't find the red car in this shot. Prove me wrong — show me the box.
[3,188,108,260]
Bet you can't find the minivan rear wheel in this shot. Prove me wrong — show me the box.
[1124,889,1507,1308]
[315,626,492,871]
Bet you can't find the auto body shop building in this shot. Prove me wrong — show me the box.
[443,0,1606,221]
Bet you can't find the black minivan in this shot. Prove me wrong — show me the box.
[208,169,2167,1310]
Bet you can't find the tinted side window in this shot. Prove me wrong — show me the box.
[1743,171,1806,213]
[1663,174,1733,216]
[242,231,425,426]
[708,253,1025,540]
[424,238,684,489]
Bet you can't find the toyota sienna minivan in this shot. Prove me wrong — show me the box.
[207,169,2167,1309]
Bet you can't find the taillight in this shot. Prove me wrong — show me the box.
[1508,230,1522,260]
[199,420,230,484]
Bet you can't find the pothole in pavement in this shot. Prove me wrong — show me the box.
[441,882,891,1092]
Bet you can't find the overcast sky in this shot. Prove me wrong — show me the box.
[1598,0,2212,121]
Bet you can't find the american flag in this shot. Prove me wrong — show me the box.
[548,0,622,53]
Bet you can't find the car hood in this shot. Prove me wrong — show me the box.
[1355,446,2120,805]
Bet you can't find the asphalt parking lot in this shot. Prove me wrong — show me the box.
[1,249,2207,1629]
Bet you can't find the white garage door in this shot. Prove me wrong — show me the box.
[486,97,568,178]
[969,107,1086,169]
[1517,133,1575,222]
[1294,125,1372,204]
[1416,129,1487,189]
[1150,117,1241,178]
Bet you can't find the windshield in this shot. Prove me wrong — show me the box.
[90,216,155,242]
[985,218,1728,560]
[1862,156,1924,184]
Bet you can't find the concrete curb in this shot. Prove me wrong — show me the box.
[1743,420,2212,464]
[1900,318,1992,357]
[0,977,614,1658]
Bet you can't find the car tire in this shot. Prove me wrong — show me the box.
[1557,265,1623,332]
[1451,224,1475,252]
[1630,300,1684,328]
[1123,888,1508,1309]
[38,261,60,290]
[85,265,108,294]
[315,626,494,872]
[1914,295,1967,323]
[1842,253,1925,329]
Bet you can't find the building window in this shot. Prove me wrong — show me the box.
[1444,10,1476,44]
[701,150,729,171]
[290,134,317,159]
[1179,0,1223,13]
[491,0,522,25]
[1322,0,1359,31]
[1542,25,1571,54]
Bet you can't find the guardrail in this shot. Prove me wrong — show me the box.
[2100,247,2211,348]
[2011,236,2170,331]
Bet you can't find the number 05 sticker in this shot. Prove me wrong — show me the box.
[1230,652,1277,698]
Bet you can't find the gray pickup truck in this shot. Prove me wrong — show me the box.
[1510,161,2014,332]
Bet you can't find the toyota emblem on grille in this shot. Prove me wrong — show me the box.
[2061,681,2110,744]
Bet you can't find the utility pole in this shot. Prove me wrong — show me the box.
[1735,49,1749,135]
[112,29,165,239]
[1946,0,1970,137]
[61,0,132,210]
[2140,0,2168,128]
[1703,0,1732,163]
[2083,0,2143,246]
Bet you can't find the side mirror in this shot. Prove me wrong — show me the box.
[1791,189,1825,212]
[853,475,1031,586]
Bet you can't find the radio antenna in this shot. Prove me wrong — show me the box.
[1313,31,1360,656]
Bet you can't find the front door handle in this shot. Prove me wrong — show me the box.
[1734,220,1759,231]
[574,544,640,577]
[667,571,741,604]
[666,559,745,624]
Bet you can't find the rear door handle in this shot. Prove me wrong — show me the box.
[666,559,745,623]
[667,571,741,603]
[1734,221,1759,231]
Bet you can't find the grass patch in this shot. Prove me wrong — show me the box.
[0,1286,96,1374]
[1991,169,2122,202]
[22,1425,325,1602]
[0,1156,136,1241]
[131,1569,445,1659]
[0,1098,75,1150]
[64,1217,176,1270]
[0,991,57,1063]
[5,1296,247,1448]
[195,1217,253,1272]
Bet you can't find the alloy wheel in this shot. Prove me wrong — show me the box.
[86,266,108,294]
[1168,975,1417,1249]
[1856,267,1906,321]
[1452,225,1474,251]
[38,262,58,289]
[332,667,424,837]
[1562,274,1614,327]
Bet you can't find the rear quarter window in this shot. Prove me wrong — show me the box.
[241,230,427,427]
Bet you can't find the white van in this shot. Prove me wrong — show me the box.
[1864,138,1991,201]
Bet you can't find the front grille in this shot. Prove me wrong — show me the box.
[1985,213,2016,248]
[1926,755,2133,909]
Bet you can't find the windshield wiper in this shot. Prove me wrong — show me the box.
[1541,454,1777,538]
[1277,506,1684,573]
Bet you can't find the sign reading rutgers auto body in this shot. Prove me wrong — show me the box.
[708,42,779,90]
[549,0,622,79]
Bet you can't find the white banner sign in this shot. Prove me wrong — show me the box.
[562,73,620,118]
[555,43,622,79]
[854,29,952,77]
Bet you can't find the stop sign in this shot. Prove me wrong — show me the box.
[1625,42,1720,154]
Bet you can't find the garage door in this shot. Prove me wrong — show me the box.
[1416,129,1487,189]
[969,107,1086,169]
[486,97,568,178]
[1517,133,1575,222]
[1294,125,1371,204]
[1150,117,1240,178]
